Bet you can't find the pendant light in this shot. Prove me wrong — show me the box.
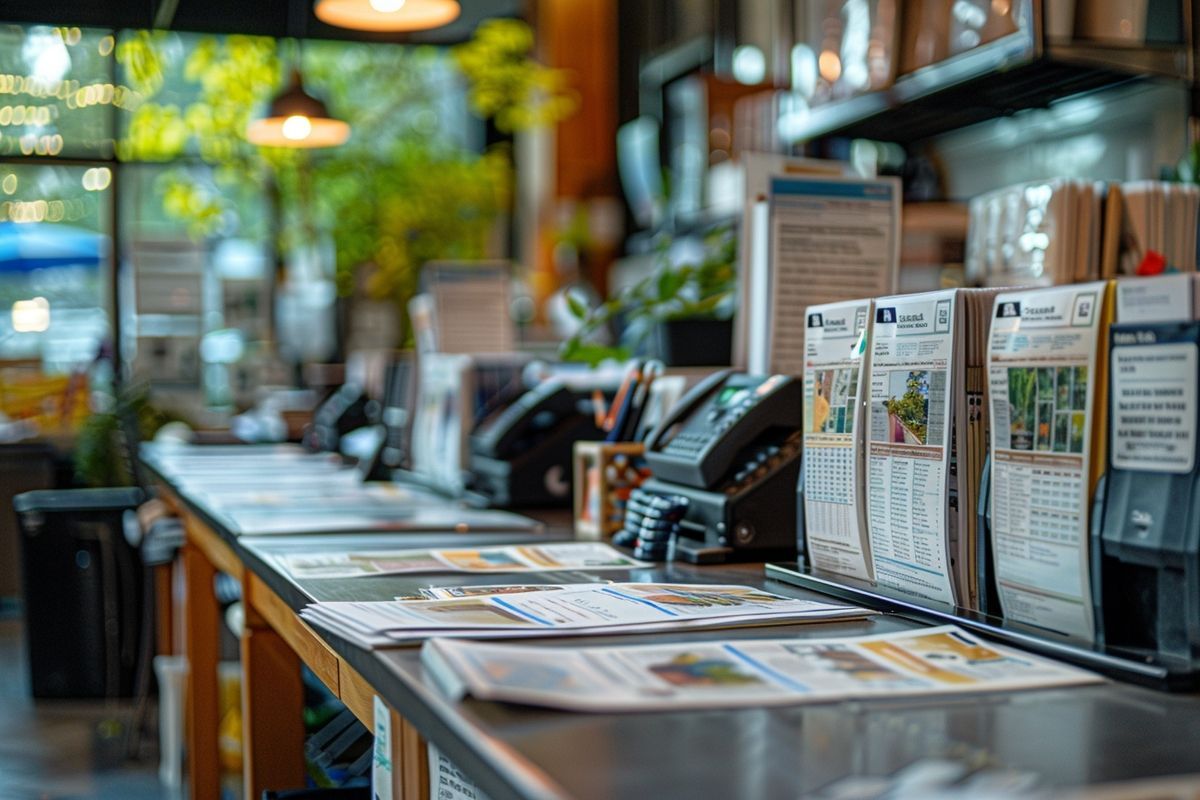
[314,0,461,32]
[246,67,351,148]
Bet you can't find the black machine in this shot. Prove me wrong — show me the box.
[304,382,375,453]
[469,378,607,508]
[361,358,416,481]
[1092,320,1200,667]
[637,370,803,564]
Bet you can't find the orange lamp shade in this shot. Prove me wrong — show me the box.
[245,70,351,149]
[314,0,461,32]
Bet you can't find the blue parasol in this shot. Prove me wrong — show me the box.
[0,221,107,272]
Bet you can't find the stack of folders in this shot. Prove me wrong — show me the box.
[1107,181,1200,276]
[965,178,1104,287]
[966,179,1200,287]
[301,583,872,649]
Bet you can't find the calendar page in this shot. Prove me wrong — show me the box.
[987,282,1109,642]
[802,299,874,581]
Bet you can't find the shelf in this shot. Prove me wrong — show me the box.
[781,31,1191,146]
[766,562,1200,692]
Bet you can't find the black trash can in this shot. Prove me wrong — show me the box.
[13,487,145,699]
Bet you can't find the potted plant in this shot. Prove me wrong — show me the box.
[561,225,737,367]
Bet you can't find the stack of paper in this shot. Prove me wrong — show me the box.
[301,583,873,648]
[422,624,1100,712]
[268,542,649,580]
[987,282,1114,641]
[864,288,1001,609]
[966,179,1103,286]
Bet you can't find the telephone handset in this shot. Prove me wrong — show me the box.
[469,379,606,508]
[471,379,583,460]
[644,371,802,488]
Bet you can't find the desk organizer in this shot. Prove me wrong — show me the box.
[572,442,648,540]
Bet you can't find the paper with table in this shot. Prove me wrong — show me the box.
[271,542,647,580]
[301,583,873,648]
[802,299,874,581]
[421,624,1100,712]
[987,282,1113,641]
[865,288,999,609]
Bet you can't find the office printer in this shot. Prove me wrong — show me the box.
[469,378,607,508]
[638,370,803,564]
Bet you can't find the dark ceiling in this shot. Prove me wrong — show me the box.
[0,0,526,44]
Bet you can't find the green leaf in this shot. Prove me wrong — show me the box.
[566,292,589,319]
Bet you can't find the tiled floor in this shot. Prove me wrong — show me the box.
[0,618,173,800]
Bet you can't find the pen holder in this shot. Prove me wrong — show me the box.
[572,442,649,541]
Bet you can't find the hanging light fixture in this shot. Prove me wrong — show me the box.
[246,68,351,148]
[314,0,461,32]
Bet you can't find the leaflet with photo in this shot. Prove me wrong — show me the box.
[988,282,1112,641]
[301,583,873,648]
[802,299,874,581]
[865,290,959,605]
[273,542,648,579]
[422,624,1100,713]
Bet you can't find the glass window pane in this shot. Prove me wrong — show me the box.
[0,25,116,159]
[0,162,112,372]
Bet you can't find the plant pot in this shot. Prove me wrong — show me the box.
[656,318,732,367]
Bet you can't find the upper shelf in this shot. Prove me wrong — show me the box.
[781,30,1192,146]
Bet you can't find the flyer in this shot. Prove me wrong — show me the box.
[301,583,872,648]
[422,624,1100,713]
[987,282,1112,641]
[802,298,874,581]
[865,290,959,605]
[274,542,648,579]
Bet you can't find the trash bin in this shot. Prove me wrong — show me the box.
[13,487,145,698]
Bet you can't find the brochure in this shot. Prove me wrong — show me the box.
[802,299,874,581]
[422,624,1100,713]
[987,282,1113,641]
[864,288,999,608]
[218,506,540,537]
[273,542,649,580]
[301,583,873,648]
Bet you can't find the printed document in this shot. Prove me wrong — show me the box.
[301,583,872,648]
[422,624,1100,712]
[865,290,958,605]
[802,299,874,580]
[763,176,900,376]
[988,282,1110,641]
[273,542,648,579]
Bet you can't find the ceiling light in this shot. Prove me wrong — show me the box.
[314,0,460,32]
[246,69,350,149]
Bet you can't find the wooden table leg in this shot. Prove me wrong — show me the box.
[182,541,221,800]
[398,713,429,800]
[241,601,306,798]
[155,563,175,656]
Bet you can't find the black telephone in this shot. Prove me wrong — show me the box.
[469,378,606,507]
[304,382,375,453]
[640,371,803,563]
